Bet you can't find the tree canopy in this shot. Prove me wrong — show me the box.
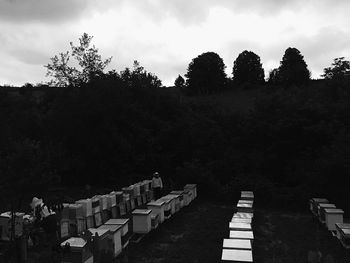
[322,57,350,80]
[174,75,185,89]
[276,47,310,85]
[185,52,227,95]
[232,50,265,84]
[45,33,112,87]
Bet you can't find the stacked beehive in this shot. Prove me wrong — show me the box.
[221,191,254,262]
[309,197,349,250]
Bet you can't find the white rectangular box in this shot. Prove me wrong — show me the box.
[317,203,336,223]
[76,199,93,217]
[61,237,93,263]
[233,212,254,219]
[222,239,251,250]
[309,198,329,215]
[107,193,117,208]
[91,197,100,213]
[147,200,165,223]
[98,224,122,258]
[229,222,252,231]
[132,209,152,234]
[105,219,130,249]
[221,248,253,262]
[335,223,350,249]
[231,218,252,224]
[325,208,344,231]
[237,203,254,213]
[229,231,254,240]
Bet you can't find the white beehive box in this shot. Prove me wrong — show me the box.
[182,190,191,206]
[184,184,197,199]
[317,203,336,223]
[159,196,176,215]
[105,219,130,249]
[98,224,123,258]
[309,198,329,215]
[0,212,24,240]
[147,200,165,223]
[324,208,344,231]
[233,212,254,219]
[60,237,93,263]
[170,190,185,208]
[231,217,252,224]
[237,203,254,213]
[88,228,113,257]
[221,248,253,262]
[107,193,117,209]
[98,195,108,211]
[133,183,141,196]
[229,222,252,231]
[165,194,181,213]
[132,209,152,234]
[75,199,93,217]
[237,200,254,207]
[229,230,254,240]
[222,239,252,250]
[240,191,254,201]
[91,197,100,214]
[335,223,350,249]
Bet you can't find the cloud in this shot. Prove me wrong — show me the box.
[0,0,91,23]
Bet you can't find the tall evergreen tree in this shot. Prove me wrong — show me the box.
[232,50,265,84]
[277,47,310,85]
[185,52,227,95]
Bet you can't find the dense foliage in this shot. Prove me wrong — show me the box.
[271,47,311,86]
[322,57,350,80]
[232,50,265,84]
[185,52,227,95]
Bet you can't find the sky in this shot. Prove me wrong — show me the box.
[0,0,350,87]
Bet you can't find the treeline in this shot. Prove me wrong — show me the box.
[1,34,350,213]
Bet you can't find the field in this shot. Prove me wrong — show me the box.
[18,197,350,262]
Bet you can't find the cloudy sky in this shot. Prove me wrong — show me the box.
[1,0,350,86]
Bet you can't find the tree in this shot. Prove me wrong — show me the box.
[322,57,350,80]
[45,33,112,87]
[232,50,265,84]
[119,60,162,88]
[277,47,310,85]
[174,75,185,89]
[185,52,227,95]
[267,68,280,84]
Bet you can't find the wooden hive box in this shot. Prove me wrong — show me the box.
[160,196,176,215]
[147,200,165,223]
[229,230,254,241]
[324,208,344,231]
[75,199,93,218]
[236,203,254,213]
[91,197,100,214]
[69,204,84,221]
[60,237,93,263]
[335,223,350,249]
[240,191,254,201]
[98,224,123,258]
[184,184,197,199]
[233,212,254,220]
[60,218,70,240]
[166,194,181,212]
[170,190,185,208]
[105,219,130,249]
[231,217,252,224]
[0,212,24,241]
[222,239,252,250]
[87,228,113,261]
[229,222,252,231]
[221,248,253,262]
[317,203,336,223]
[237,200,254,207]
[309,198,329,215]
[132,209,152,234]
[151,214,159,229]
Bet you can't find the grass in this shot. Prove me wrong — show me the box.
[10,197,350,262]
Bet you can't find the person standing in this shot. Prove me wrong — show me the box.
[152,172,163,200]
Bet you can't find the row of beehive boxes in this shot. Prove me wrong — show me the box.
[309,198,350,250]
[60,180,154,239]
[222,191,254,263]
[60,184,197,263]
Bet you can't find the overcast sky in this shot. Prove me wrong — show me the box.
[1,0,350,86]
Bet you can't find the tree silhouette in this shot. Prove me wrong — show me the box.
[232,50,265,84]
[185,52,227,95]
[45,33,112,87]
[322,57,350,80]
[267,68,280,84]
[174,75,185,89]
[277,47,310,85]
